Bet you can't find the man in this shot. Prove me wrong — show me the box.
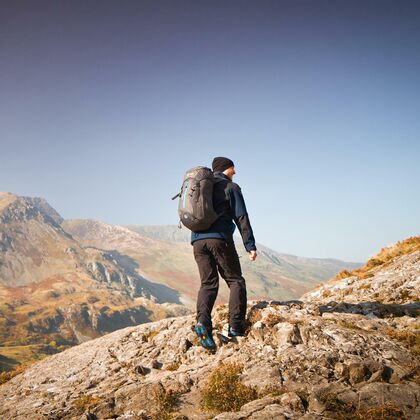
[192,156,257,349]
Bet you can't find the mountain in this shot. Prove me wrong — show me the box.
[62,219,200,307]
[125,224,191,243]
[1,237,418,419]
[0,193,189,370]
[63,221,361,308]
[126,224,362,283]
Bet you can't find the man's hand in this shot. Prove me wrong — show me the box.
[249,250,257,261]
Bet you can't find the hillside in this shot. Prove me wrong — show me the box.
[0,193,189,371]
[125,223,362,285]
[125,224,191,243]
[302,236,420,304]
[63,220,361,307]
[0,239,418,419]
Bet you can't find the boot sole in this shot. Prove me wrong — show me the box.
[194,324,216,350]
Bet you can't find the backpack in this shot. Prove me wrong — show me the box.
[172,166,220,231]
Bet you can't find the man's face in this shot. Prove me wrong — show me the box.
[224,166,236,180]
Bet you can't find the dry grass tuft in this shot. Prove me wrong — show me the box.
[335,270,353,281]
[166,361,181,371]
[322,289,333,298]
[338,320,362,331]
[150,383,180,420]
[202,362,257,413]
[247,309,263,325]
[402,362,420,385]
[318,390,406,419]
[288,318,305,325]
[263,312,285,327]
[0,364,27,385]
[73,395,101,413]
[386,328,420,357]
[143,329,159,342]
[332,236,420,281]
[257,384,285,397]
[359,402,405,420]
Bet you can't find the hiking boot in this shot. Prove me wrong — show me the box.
[194,322,216,350]
[228,326,245,337]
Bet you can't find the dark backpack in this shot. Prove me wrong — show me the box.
[172,166,220,231]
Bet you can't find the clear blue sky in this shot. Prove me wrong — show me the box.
[1,1,419,262]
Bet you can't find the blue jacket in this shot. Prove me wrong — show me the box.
[191,172,257,252]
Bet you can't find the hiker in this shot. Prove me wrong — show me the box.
[192,157,257,349]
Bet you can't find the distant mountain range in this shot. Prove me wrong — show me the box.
[125,224,191,243]
[0,191,361,371]
[0,192,189,371]
[64,220,361,307]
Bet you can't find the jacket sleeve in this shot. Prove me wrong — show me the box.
[228,185,257,252]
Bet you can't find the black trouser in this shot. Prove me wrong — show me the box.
[193,238,247,333]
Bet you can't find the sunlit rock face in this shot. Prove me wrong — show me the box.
[1,247,419,419]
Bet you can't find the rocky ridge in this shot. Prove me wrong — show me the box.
[302,240,420,306]
[1,244,418,419]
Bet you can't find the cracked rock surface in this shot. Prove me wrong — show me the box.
[1,252,419,419]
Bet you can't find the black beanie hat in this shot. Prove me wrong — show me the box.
[212,157,234,173]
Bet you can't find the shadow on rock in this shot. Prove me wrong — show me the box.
[318,301,419,318]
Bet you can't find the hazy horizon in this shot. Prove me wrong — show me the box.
[1,1,419,261]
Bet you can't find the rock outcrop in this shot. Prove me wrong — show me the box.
[302,245,420,306]
[1,244,418,419]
